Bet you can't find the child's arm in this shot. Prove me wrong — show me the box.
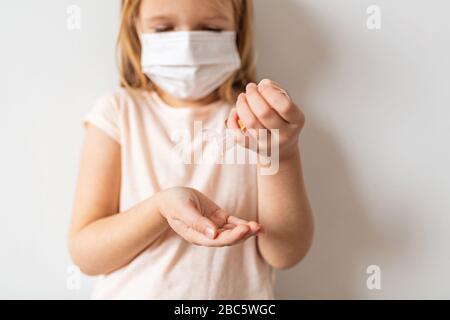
[69,126,261,276]
[256,149,314,270]
[227,79,314,270]
[69,125,168,275]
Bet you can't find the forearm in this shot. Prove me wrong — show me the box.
[69,193,168,276]
[257,148,314,269]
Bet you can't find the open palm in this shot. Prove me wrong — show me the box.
[159,187,262,247]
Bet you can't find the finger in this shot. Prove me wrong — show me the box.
[227,108,239,130]
[226,108,248,148]
[182,204,218,239]
[257,79,303,124]
[208,208,229,227]
[227,216,262,234]
[220,221,261,236]
[236,93,265,147]
[226,225,262,245]
[261,79,287,95]
[187,224,248,247]
[220,223,236,230]
[189,224,258,247]
[236,92,265,130]
[212,224,251,246]
[259,78,289,97]
[248,221,263,234]
[225,108,237,129]
[196,224,250,247]
[246,83,287,130]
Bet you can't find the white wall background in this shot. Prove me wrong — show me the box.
[1,0,449,299]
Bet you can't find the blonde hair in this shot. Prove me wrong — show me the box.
[118,0,256,104]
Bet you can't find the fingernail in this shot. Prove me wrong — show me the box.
[205,228,216,239]
[258,79,271,91]
[246,83,257,92]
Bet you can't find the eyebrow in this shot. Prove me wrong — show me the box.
[203,14,232,22]
[144,15,175,23]
[144,13,232,23]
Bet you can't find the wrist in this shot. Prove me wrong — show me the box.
[153,190,168,221]
[257,145,300,168]
[279,145,300,163]
[141,192,168,231]
[257,145,300,177]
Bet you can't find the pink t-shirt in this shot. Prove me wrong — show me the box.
[83,88,275,299]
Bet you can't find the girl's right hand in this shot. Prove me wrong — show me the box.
[157,187,262,247]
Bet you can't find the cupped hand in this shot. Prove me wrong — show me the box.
[157,187,263,247]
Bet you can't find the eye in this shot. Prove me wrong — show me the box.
[203,26,223,32]
[154,26,173,33]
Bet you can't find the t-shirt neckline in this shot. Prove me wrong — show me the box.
[146,90,227,119]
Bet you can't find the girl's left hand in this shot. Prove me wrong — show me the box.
[226,79,305,161]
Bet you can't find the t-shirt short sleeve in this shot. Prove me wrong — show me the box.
[83,94,121,144]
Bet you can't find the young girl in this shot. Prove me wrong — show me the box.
[69,0,313,300]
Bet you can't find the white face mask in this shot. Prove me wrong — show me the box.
[141,31,241,101]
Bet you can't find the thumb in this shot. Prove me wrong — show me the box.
[184,205,218,239]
